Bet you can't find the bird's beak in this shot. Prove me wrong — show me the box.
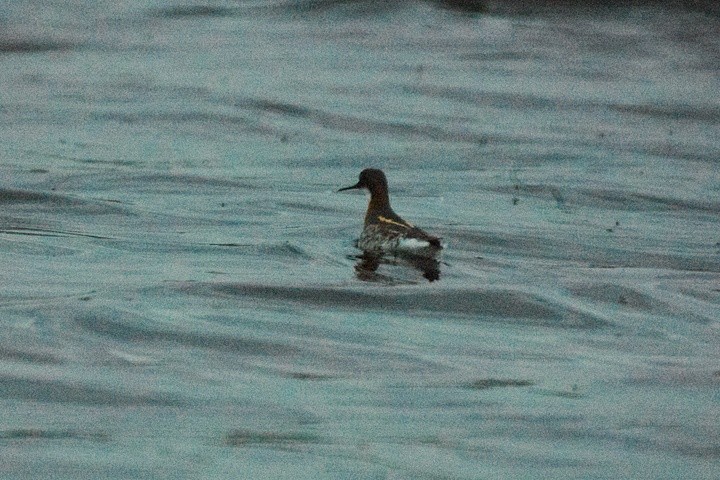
[337,182,361,192]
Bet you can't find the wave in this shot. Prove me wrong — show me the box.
[178,281,610,328]
[0,375,184,406]
[74,310,300,357]
[0,188,130,215]
[0,39,76,54]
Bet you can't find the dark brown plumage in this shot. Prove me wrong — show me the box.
[338,169,443,256]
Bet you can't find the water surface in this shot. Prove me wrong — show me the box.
[1,1,718,478]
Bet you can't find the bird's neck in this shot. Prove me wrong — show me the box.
[365,191,392,224]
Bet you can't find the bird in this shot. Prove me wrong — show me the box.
[338,168,443,258]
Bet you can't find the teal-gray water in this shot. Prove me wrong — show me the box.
[1,1,719,478]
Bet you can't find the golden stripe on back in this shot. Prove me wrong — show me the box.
[378,215,413,229]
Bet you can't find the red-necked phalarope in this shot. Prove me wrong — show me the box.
[339,168,444,258]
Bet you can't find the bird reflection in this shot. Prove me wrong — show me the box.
[353,252,441,283]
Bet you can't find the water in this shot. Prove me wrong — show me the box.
[1,1,719,478]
